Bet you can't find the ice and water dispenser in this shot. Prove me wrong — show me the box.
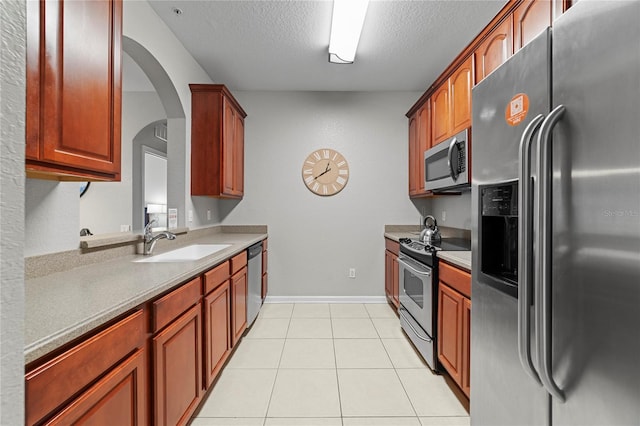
[479,181,519,297]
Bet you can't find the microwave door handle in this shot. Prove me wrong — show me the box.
[447,137,459,180]
[517,114,544,386]
[536,105,566,402]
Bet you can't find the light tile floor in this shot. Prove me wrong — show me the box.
[192,303,469,426]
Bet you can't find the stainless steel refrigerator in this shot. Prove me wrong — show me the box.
[470,1,640,425]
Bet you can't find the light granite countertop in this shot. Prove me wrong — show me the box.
[25,231,266,364]
[437,251,472,271]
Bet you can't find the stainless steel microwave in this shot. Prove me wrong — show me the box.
[424,128,470,192]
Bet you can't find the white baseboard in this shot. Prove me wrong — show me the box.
[264,295,388,304]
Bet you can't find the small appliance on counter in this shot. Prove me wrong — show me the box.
[397,231,470,371]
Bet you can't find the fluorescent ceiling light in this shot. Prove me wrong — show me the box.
[328,0,370,64]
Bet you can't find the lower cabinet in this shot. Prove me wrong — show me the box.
[25,241,268,425]
[25,310,146,425]
[384,238,400,309]
[230,251,248,347]
[437,261,472,398]
[203,263,232,388]
[153,304,203,426]
[46,349,147,425]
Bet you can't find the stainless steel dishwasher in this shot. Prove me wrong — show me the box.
[246,242,263,326]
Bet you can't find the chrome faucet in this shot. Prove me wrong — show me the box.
[143,219,176,255]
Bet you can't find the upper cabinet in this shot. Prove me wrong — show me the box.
[513,0,552,52]
[26,0,122,181]
[449,56,474,135]
[408,102,430,197]
[432,55,474,146]
[190,84,247,199]
[431,83,450,146]
[474,15,513,84]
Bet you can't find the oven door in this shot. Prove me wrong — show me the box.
[424,128,469,192]
[398,255,433,336]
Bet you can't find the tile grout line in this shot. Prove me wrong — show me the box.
[262,306,294,425]
[329,304,345,425]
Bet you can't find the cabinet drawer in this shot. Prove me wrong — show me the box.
[231,251,248,275]
[153,277,202,332]
[25,310,145,426]
[204,261,230,295]
[439,261,471,298]
[385,239,400,255]
[44,349,146,425]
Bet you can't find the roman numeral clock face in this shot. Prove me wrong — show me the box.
[302,148,349,196]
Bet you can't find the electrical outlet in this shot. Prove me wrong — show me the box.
[349,268,356,279]
[120,225,130,232]
[188,210,193,222]
[207,210,211,221]
[442,210,447,222]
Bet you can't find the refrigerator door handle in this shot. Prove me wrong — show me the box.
[536,104,566,402]
[518,114,545,385]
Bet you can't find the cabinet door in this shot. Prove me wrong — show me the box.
[513,0,552,52]
[204,281,231,389]
[231,266,248,347]
[45,349,146,425]
[154,304,202,426]
[461,297,471,398]
[450,56,474,135]
[222,98,237,196]
[438,284,463,385]
[431,83,450,145]
[408,112,419,195]
[26,0,122,180]
[475,15,513,83]
[392,253,400,308]
[384,250,393,301]
[234,114,245,195]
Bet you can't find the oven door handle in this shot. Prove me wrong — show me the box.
[398,257,431,277]
[399,307,432,343]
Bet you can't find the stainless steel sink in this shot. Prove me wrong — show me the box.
[133,244,231,263]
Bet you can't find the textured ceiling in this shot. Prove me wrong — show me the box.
[146,0,508,92]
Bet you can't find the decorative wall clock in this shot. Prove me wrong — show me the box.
[302,148,349,196]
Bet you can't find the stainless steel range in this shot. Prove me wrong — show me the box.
[398,236,470,370]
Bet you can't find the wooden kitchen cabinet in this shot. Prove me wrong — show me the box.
[462,297,472,397]
[384,239,400,309]
[437,261,471,398]
[45,349,146,425]
[409,102,431,198]
[26,0,122,181]
[231,252,248,346]
[190,84,247,198]
[262,239,269,299]
[25,310,146,425]
[475,14,513,83]
[449,56,474,135]
[431,83,450,146]
[203,262,232,389]
[513,0,552,52]
[152,278,203,426]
